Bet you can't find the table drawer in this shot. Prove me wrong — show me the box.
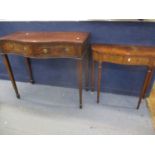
[93,52,150,66]
[0,42,83,58]
[1,42,31,54]
[33,45,80,58]
[123,56,149,65]
[103,55,124,64]
[93,52,124,63]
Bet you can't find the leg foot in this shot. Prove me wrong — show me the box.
[77,59,83,109]
[16,94,20,99]
[136,99,141,109]
[137,67,154,109]
[30,79,35,84]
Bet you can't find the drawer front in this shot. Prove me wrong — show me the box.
[1,42,31,54]
[33,45,81,58]
[93,51,150,66]
[0,41,83,58]
[102,54,124,64]
[93,52,124,64]
[123,56,149,66]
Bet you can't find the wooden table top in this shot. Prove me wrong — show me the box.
[0,32,90,44]
[92,43,155,57]
[0,32,90,59]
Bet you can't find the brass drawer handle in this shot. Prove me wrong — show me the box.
[128,58,131,62]
[64,47,69,52]
[43,48,48,54]
[24,46,27,51]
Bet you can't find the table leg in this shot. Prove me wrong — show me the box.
[2,54,20,98]
[137,67,154,109]
[142,68,154,99]
[25,58,34,84]
[97,62,102,103]
[77,59,83,109]
[84,52,89,91]
[91,59,95,92]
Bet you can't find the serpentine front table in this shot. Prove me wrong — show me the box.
[91,44,155,109]
[0,32,90,109]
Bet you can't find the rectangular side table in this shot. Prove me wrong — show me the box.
[91,44,155,109]
[0,32,90,109]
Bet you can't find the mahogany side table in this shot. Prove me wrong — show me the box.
[91,44,155,109]
[0,32,90,109]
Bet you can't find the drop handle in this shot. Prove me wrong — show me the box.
[43,48,48,54]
